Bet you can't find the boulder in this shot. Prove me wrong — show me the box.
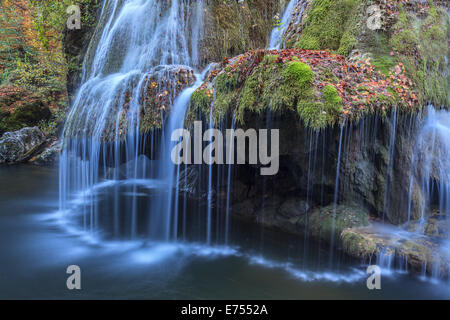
[0,127,46,164]
[31,140,61,166]
[278,198,310,218]
[297,204,371,243]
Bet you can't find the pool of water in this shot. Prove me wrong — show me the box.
[0,165,449,299]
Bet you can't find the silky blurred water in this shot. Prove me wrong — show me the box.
[0,165,449,299]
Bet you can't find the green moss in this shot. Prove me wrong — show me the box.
[192,56,349,130]
[391,27,418,55]
[239,72,261,112]
[215,71,239,93]
[337,32,357,56]
[0,101,51,134]
[295,34,321,50]
[236,60,317,124]
[0,86,51,134]
[391,5,449,106]
[298,204,370,244]
[191,87,213,114]
[341,231,377,258]
[372,55,397,76]
[295,0,361,53]
[282,61,314,87]
[322,85,342,106]
[297,85,342,129]
[297,101,328,129]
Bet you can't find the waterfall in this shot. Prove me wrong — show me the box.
[59,0,205,241]
[268,0,298,49]
[328,124,344,267]
[383,107,398,222]
[406,7,450,231]
[149,69,210,241]
[268,0,309,50]
[409,106,450,225]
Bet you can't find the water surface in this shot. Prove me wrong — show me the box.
[0,165,449,299]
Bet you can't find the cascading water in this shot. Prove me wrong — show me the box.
[59,0,205,241]
[409,106,450,226]
[269,0,298,49]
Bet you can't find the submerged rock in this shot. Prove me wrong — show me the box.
[341,221,450,277]
[0,127,46,164]
[297,204,371,243]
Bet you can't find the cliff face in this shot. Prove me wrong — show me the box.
[199,0,281,66]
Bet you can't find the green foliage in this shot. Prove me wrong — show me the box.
[38,109,65,136]
[0,86,51,135]
[0,0,100,134]
[9,57,66,101]
[30,0,99,48]
[0,5,38,86]
[337,32,357,56]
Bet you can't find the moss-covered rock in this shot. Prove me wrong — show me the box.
[71,65,197,141]
[294,0,362,52]
[189,47,418,129]
[285,0,449,107]
[297,204,370,243]
[341,229,377,258]
[0,126,46,164]
[390,4,449,107]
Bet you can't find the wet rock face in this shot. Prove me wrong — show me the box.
[138,66,196,133]
[226,108,421,226]
[0,127,46,164]
[200,0,281,66]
